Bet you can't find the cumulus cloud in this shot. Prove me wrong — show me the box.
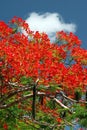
[25,12,76,41]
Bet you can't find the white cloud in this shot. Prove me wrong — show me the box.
[25,12,76,41]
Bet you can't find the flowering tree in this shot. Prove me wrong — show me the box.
[0,17,87,130]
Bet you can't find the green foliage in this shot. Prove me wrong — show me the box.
[36,110,57,130]
[20,76,33,85]
[46,99,56,109]
[74,89,82,101]
[50,84,62,92]
[68,104,87,128]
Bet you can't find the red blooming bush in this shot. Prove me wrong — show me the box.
[0,17,87,130]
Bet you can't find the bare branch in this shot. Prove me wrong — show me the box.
[0,94,33,109]
[0,91,74,114]
[53,98,73,114]
[63,119,75,127]
[0,85,32,104]
[59,92,87,104]
[37,92,73,114]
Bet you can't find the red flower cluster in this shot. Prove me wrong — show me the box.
[0,21,12,38]
[56,31,81,48]
[72,47,87,65]
[0,17,87,97]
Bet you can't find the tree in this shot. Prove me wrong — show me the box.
[0,17,87,130]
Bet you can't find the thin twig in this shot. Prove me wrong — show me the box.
[53,98,73,114]
[59,92,87,104]
[0,94,33,109]
[0,86,32,104]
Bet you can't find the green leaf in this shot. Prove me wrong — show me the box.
[20,76,33,85]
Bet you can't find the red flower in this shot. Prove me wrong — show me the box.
[3,123,8,130]
[56,117,62,123]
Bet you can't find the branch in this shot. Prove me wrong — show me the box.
[22,117,58,129]
[32,120,57,129]
[63,119,75,127]
[0,91,44,109]
[0,91,46,109]
[0,94,33,109]
[59,92,87,104]
[0,91,74,114]
[0,85,33,104]
[53,98,73,114]
[37,92,73,114]
[1,80,39,103]
[0,81,50,104]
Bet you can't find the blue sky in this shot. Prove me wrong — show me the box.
[0,0,87,49]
